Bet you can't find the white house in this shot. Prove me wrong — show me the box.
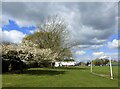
[54,61,76,67]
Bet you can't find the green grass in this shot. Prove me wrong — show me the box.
[92,66,118,79]
[2,66,119,87]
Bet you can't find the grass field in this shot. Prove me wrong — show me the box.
[91,66,118,79]
[2,66,119,87]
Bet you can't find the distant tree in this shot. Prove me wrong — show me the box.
[92,58,109,66]
[86,62,90,66]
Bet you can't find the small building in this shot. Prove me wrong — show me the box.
[54,61,76,67]
[79,62,86,66]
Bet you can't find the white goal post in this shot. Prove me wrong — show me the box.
[109,56,113,79]
[90,56,113,79]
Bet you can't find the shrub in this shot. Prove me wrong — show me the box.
[27,61,38,68]
[2,59,10,73]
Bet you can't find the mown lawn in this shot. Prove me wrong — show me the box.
[2,66,119,87]
[91,66,118,79]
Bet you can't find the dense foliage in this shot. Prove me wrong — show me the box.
[92,58,109,66]
[21,15,73,62]
[2,43,26,73]
[2,16,75,73]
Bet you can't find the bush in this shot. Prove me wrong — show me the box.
[2,58,27,73]
[27,61,38,68]
[39,60,51,67]
[2,59,10,73]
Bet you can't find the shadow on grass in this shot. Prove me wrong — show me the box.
[23,69,66,76]
[3,69,66,76]
[3,67,89,75]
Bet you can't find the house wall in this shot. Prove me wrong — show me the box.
[54,61,76,67]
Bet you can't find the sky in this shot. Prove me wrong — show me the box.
[1,1,120,62]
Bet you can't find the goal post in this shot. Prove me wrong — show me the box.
[90,56,113,79]
[109,56,113,79]
[91,60,92,73]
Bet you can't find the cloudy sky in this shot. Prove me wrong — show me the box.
[1,1,120,62]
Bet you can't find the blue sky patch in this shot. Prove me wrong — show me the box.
[2,19,36,34]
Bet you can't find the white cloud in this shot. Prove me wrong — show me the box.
[99,56,108,59]
[107,39,120,49]
[91,45,103,49]
[75,51,86,55]
[91,38,106,44]
[2,30,26,44]
[77,44,103,50]
[92,52,104,56]
[29,30,34,34]
[2,2,118,46]
[104,52,119,60]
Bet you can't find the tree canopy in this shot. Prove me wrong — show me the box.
[21,15,74,62]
